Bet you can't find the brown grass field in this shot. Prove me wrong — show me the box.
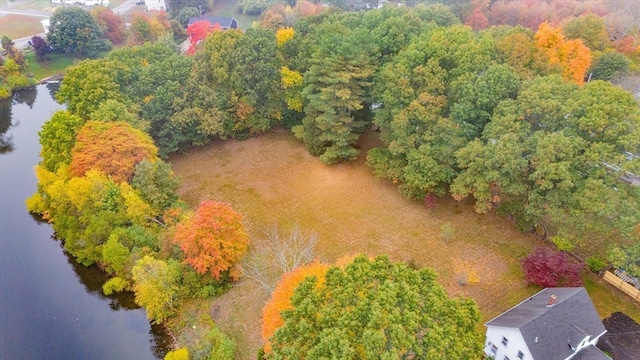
[0,0,126,40]
[170,130,640,359]
[0,14,44,40]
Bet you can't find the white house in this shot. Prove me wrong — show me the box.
[50,0,109,5]
[484,288,609,360]
[144,0,166,11]
[41,18,50,34]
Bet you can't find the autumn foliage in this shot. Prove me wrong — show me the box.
[535,22,591,84]
[522,247,583,287]
[186,20,221,55]
[173,200,249,280]
[275,27,295,48]
[261,260,328,353]
[70,121,158,183]
[465,7,489,31]
[91,6,126,45]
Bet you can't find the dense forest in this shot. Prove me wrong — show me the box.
[15,0,640,358]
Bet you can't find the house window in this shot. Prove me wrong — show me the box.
[502,337,509,347]
[491,344,498,355]
[517,350,524,359]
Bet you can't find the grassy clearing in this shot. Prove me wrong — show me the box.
[0,0,126,40]
[0,14,44,40]
[209,0,260,30]
[169,130,640,359]
[25,51,76,80]
[584,274,640,320]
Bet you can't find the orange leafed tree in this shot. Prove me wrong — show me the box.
[173,200,248,280]
[70,121,158,183]
[261,260,328,353]
[535,21,591,84]
[558,38,592,84]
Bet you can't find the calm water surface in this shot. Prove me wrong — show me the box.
[0,84,170,359]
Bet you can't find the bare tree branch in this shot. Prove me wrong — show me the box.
[242,223,318,294]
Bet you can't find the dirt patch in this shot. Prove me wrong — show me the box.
[169,131,541,358]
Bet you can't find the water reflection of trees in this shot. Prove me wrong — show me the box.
[0,87,39,154]
[58,235,173,358]
[0,98,14,153]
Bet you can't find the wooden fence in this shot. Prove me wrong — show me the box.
[602,271,640,302]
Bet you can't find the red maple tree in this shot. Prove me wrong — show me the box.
[186,20,221,55]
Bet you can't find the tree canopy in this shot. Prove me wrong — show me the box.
[28,3,640,356]
[173,200,249,280]
[266,255,481,359]
[47,7,106,56]
[70,121,158,183]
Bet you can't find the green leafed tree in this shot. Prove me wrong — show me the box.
[452,75,640,239]
[296,24,376,164]
[266,255,482,359]
[608,241,640,278]
[38,110,84,172]
[562,14,609,52]
[449,63,521,139]
[47,6,106,56]
[369,58,465,198]
[588,51,631,81]
[101,228,136,279]
[56,59,129,119]
[176,28,282,142]
[131,159,179,213]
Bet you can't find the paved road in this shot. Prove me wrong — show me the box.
[0,9,51,17]
[113,0,138,15]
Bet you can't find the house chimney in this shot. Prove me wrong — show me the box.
[546,294,557,307]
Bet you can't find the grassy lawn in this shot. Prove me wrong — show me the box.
[169,130,639,359]
[209,0,260,30]
[0,14,45,39]
[25,51,76,80]
[584,274,640,321]
[0,0,126,40]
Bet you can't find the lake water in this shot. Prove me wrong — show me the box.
[0,84,170,359]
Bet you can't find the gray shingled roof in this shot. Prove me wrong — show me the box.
[486,288,607,360]
[598,312,640,360]
[572,345,612,360]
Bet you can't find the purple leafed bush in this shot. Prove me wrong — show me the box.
[522,246,583,287]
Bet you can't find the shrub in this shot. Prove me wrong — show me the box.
[0,86,10,99]
[550,235,574,251]
[30,35,50,62]
[522,246,583,287]
[164,347,189,360]
[441,222,453,243]
[190,326,236,360]
[586,256,607,274]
